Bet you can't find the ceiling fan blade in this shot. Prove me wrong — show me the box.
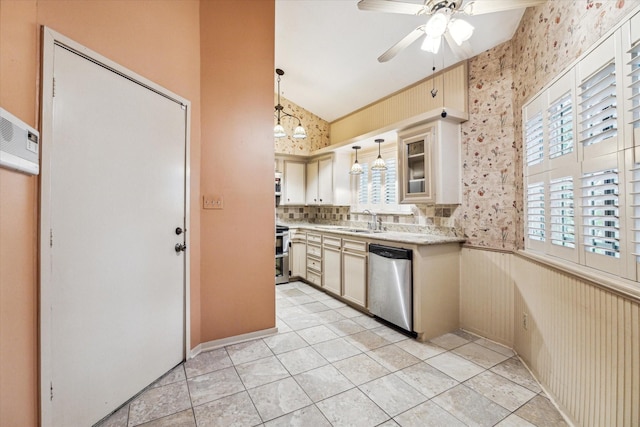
[378,26,425,63]
[444,32,473,60]
[357,0,425,15]
[462,0,545,15]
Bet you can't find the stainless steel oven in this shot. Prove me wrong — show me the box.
[276,225,290,284]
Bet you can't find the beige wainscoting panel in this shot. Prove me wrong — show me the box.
[329,62,468,144]
[459,247,514,347]
[512,255,640,427]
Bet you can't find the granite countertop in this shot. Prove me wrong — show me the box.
[287,224,465,246]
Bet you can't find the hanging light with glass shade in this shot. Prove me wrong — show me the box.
[274,68,306,139]
[371,139,387,171]
[350,146,363,175]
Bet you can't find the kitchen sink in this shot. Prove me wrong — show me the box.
[340,228,384,234]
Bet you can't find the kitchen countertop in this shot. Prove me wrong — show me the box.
[286,224,466,246]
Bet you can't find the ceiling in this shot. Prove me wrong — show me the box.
[275,0,529,123]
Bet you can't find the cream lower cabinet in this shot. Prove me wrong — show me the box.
[322,236,342,295]
[290,230,306,279]
[341,239,367,307]
[306,233,322,286]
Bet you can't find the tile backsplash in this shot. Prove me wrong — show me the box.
[276,204,462,237]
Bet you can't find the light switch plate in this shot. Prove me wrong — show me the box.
[203,194,223,209]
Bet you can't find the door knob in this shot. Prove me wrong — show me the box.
[175,243,187,253]
[175,227,183,235]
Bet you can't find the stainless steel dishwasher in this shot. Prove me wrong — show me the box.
[368,244,414,334]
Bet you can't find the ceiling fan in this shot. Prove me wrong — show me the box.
[357,0,546,62]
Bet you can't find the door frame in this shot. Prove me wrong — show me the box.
[38,27,191,426]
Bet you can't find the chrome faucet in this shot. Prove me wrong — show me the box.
[362,209,378,230]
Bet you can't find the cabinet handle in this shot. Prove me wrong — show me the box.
[319,199,323,202]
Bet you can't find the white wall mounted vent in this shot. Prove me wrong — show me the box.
[0,108,39,175]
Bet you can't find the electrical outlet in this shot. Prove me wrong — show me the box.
[203,194,224,210]
[522,313,528,330]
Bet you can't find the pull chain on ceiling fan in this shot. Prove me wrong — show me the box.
[357,0,546,62]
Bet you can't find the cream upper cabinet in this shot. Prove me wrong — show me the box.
[282,160,306,205]
[318,157,333,204]
[306,156,333,205]
[306,159,320,204]
[398,121,461,204]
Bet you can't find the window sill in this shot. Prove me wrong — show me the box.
[515,249,640,303]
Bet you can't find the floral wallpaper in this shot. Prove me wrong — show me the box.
[456,0,640,250]
[274,95,331,155]
[458,41,518,249]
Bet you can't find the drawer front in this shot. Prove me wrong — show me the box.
[323,236,341,248]
[307,270,321,286]
[343,239,367,253]
[307,233,322,244]
[307,257,322,271]
[290,230,305,240]
[307,244,321,257]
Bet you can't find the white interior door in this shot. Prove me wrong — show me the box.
[45,43,186,426]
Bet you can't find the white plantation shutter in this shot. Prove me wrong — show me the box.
[371,168,382,204]
[582,168,620,258]
[631,164,640,261]
[353,147,403,212]
[384,158,397,204]
[579,62,618,147]
[549,176,575,248]
[527,181,545,242]
[525,111,544,167]
[358,163,369,204]
[629,41,640,129]
[548,92,574,159]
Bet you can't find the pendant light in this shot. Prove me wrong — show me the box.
[350,146,363,175]
[274,68,306,139]
[371,139,387,171]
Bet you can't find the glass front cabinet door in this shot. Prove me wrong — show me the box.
[399,125,434,204]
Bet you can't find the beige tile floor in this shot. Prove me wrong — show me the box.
[98,281,567,427]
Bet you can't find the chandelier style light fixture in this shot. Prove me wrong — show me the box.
[350,146,363,175]
[420,6,473,54]
[274,69,306,139]
[371,139,387,171]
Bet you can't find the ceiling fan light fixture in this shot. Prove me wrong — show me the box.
[449,18,474,45]
[424,9,449,38]
[420,35,441,54]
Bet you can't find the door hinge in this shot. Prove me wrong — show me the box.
[50,381,54,401]
[50,229,53,247]
[52,77,56,98]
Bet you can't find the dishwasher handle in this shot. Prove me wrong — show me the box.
[369,244,412,260]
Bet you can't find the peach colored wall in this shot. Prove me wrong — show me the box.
[0,0,201,425]
[199,0,276,342]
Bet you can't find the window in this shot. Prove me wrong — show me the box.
[582,168,619,258]
[549,176,575,248]
[353,145,407,212]
[548,92,573,159]
[578,61,617,148]
[526,181,545,242]
[629,41,640,130]
[522,28,634,280]
[525,111,544,167]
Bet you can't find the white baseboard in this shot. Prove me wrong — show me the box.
[188,327,278,359]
